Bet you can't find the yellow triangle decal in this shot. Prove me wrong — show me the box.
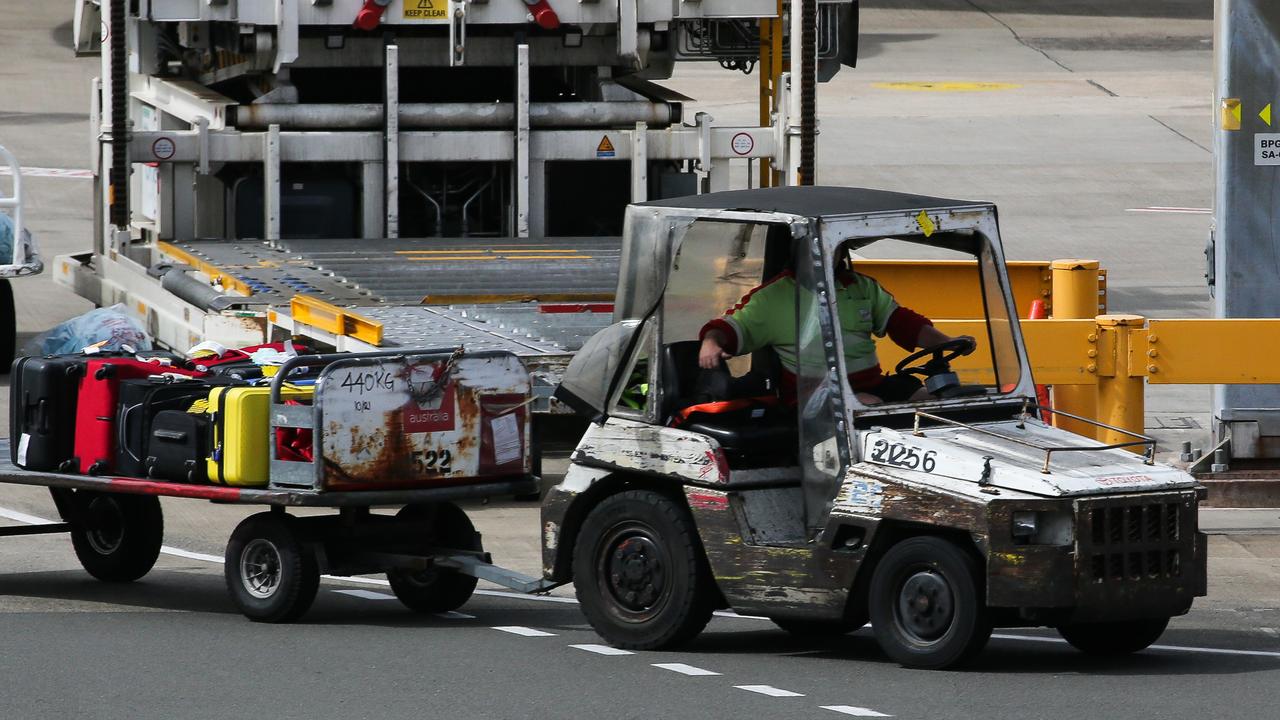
[597,136,615,153]
[1263,103,1273,127]
[1222,98,1242,131]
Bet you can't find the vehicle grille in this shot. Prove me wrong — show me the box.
[1077,493,1195,585]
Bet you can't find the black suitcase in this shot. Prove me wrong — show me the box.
[116,377,224,478]
[9,355,86,471]
[145,410,211,483]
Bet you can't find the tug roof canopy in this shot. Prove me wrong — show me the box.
[637,186,993,219]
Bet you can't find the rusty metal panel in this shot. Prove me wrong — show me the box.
[316,352,531,490]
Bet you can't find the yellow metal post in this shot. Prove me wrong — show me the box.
[1095,314,1146,451]
[758,2,784,188]
[1050,259,1100,438]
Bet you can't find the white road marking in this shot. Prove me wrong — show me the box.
[735,685,804,698]
[653,663,721,676]
[436,611,475,620]
[3,504,1278,661]
[0,166,93,179]
[1125,206,1211,215]
[570,644,634,656]
[991,632,1280,658]
[822,706,892,717]
[492,625,556,637]
[334,589,397,601]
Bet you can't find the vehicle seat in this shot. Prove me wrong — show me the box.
[662,341,796,469]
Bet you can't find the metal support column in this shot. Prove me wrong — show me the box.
[515,43,531,238]
[264,124,281,244]
[1096,315,1146,451]
[631,121,648,202]
[361,162,385,240]
[385,44,400,239]
[1050,259,1100,439]
[1212,0,1280,461]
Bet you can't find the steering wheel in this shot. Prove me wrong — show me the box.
[894,337,977,378]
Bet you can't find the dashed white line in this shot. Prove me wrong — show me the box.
[3,503,1279,662]
[736,685,804,698]
[436,610,475,620]
[653,662,721,676]
[570,644,634,656]
[492,625,557,637]
[991,632,1280,658]
[1125,206,1211,215]
[822,706,892,717]
[333,589,397,601]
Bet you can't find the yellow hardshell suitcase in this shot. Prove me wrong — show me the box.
[207,385,313,487]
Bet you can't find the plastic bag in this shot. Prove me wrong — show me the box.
[37,304,153,355]
[0,211,26,265]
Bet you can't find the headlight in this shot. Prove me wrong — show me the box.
[1011,511,1073,546]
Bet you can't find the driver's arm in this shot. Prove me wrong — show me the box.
[915,323,975,351]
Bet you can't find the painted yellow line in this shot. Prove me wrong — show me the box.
[395,249,582,255]
[504,255,595,260]
[873,81,1020,92]
[407,256,499,261]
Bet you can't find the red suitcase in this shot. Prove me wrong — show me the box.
[70,357,202,475]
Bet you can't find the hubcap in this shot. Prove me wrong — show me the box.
[598,525,668,619]
[896,570,954,642]
[240,538,283,599]
[84,498,124,555]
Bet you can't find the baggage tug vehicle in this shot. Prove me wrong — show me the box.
[544,187,1208,669]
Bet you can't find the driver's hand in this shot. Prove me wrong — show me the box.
[699,337,732,369]
[952,335,977,355]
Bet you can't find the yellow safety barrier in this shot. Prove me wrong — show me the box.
[876,314,1280,453]
[290,295,384,346]
[853,259,1106,321]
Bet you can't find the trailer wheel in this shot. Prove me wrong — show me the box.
[225,512,320,623]
[387,502,481,613]
[69,492,164,582]
[868,536,991,669]
[573,490,716,650]
[1057,617,1169,656]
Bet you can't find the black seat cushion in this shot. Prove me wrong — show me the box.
[684,404,797,469]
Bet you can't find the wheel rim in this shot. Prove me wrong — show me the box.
[240,538,283,599]
[84,497,125,555]
[596,521,670,622]
[894,568,955,643]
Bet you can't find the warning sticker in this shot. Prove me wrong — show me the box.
[403,0,448,21]
[916,210,937,237]
[596,136,616,158]
[1255,134,1280,165]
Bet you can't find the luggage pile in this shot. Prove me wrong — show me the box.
[9,343,312,487]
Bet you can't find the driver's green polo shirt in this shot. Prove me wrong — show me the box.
[711,271,900,375]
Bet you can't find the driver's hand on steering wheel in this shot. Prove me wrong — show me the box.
[949,335,978,355]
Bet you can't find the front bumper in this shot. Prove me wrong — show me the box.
[987,490,1207,622]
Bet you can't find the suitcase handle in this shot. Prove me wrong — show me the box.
[153,429,187,442]
[118,403,144,463]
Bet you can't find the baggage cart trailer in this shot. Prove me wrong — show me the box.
[0,348,559,622]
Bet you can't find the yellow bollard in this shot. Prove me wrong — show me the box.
[1095,314,1146,452]
[1049,259,1100,438]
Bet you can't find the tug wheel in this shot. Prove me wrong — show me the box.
[573,490,716,650]
[868,536,991,669]
[1058,617,1169,656]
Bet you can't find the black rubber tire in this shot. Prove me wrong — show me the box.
[1057,617,1169,656]
[225,512,320,623]
[771,616,866,638]
[573,489,716,650]
[387,502,482,614]
[0,279,13,373]
[868,536,992,670]
[68,492,164,582]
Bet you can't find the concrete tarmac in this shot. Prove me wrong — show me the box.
[2,2,1278,719]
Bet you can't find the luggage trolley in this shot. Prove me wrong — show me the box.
[0,348,559,621]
